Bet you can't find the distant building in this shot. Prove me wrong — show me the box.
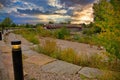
[43,24,82,32]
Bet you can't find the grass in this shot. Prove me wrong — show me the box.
[97,70,120,80]
[14,28,39,44]
[59,48,77,63]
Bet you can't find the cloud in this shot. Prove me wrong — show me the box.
[0,0,97,24]
[0,3,4,8]
[37,14,71,23]
[71,4,94,24]
[0,0,11,7]
[54,9,67,14]
[60,0,95,6]
[17,8,44,14]
[48,0,64,8]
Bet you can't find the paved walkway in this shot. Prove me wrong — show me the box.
[0,33,102,80]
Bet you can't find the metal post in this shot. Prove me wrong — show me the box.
[11,41,24,80]
[0,32,2,40]
[1,26,3,34]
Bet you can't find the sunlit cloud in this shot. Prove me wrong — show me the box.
[55,9,67,14]
[0,0,97,24]
[71,4,94,24]
[48,0,64,9]
[37,14,71,23]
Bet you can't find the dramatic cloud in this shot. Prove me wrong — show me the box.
[37,14,71,23]
[60,0,95,6]
[0,0,97,24]
[0,3,4,8]
[0,0,11,7]
[71,4,94,24]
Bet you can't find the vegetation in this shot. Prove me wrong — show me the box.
[14,28,39,44]
[82,0,120,60]
[1,17,13,27]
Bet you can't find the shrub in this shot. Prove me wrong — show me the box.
[42,40,57,55]
[56,27,70,39]
[77,53,90,66]
[36,39,61,58]
[36,27,52,37]
[59,48,77,63]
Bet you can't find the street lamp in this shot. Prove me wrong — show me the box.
[1,26,4,34]
[11,41,24,80]
[0,31,2,40]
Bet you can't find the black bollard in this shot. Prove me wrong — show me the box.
[0,32,2,40]
[11,41,24,80]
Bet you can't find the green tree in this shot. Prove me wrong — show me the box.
[92,0,120,60]
[11,23,16,27]
[1,17,13,28]
[49,21,54,24]
[57,27,70,39]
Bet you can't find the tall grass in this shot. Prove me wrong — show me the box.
[97,70,120,80]
[59,48,77,63]
[14,28,39,44]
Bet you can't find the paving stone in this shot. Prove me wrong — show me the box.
[21,45,31,51]
[0,41,11,53]
[0,41,5,45]
[78,67,102,78]
[24,54,56,66]
[41,60,82,75]
[0,51,10,80]
[23,50,39,57]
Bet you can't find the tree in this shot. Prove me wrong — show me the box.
[57,27,70,39]
[92,0,120,59]
[11,23,16,27]
[1,17,13,27]
[49,21,54,24]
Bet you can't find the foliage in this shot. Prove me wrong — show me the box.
[36,26,71,39]
[1,17,13,27]
[98,70,120,80]
[41,39,58,56]
[36,26,53,37]
[89,0,120,59]
[14,28,39,44]
[49,21,54,24]
[56,27,70,39]
[59,48,77,63]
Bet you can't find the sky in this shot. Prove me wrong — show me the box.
[0,0,97,24]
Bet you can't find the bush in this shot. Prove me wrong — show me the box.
[56,27,70,39]
[42,39,58,55]
[35,39,60,58]
[36,27,52,37]
[59,48,77,63]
